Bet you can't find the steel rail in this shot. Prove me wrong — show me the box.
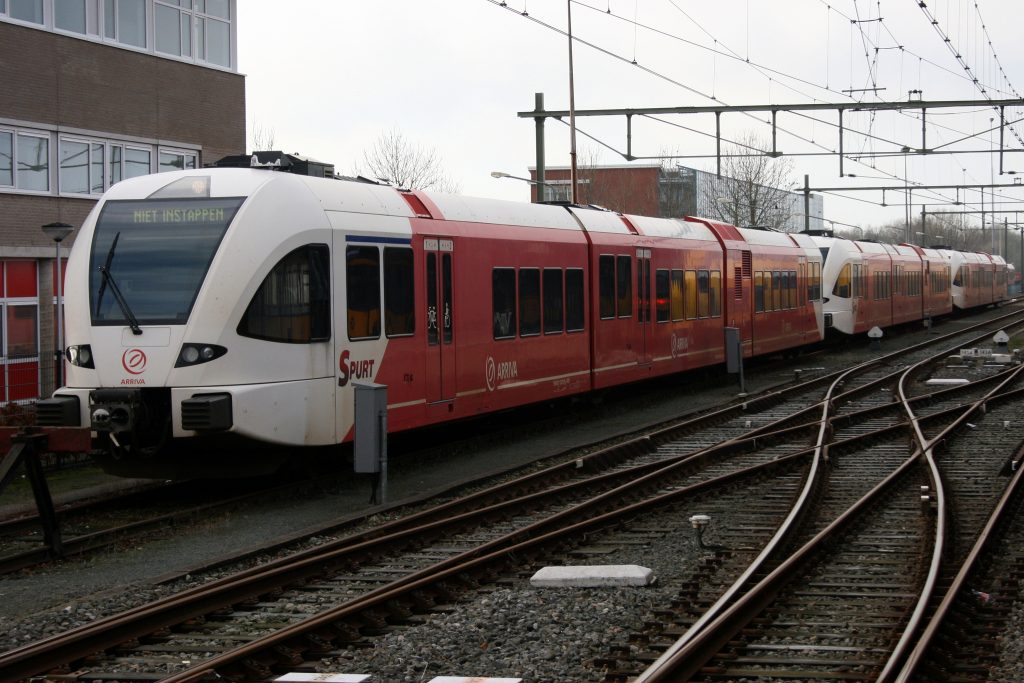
[894,441,1024,680]
[633,316,1024,681]
[878,360,1024,681]
[2,309,1015,679]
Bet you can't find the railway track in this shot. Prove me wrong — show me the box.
[631,323,1024,681]
[2,306,1023,681]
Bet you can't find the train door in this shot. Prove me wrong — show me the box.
[424,237,456,403]
[637,249,652,365]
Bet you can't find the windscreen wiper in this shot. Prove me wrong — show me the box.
[95,232,142,336]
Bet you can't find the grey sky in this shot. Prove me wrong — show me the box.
[238,0,1024,232]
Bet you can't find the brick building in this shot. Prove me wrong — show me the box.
[530,163,824,232]
[1,0,244,403]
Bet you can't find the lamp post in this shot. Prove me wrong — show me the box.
[41,222,73,389]
[491,171,558,202]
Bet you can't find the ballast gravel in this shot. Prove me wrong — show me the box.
[3,303,1024,681]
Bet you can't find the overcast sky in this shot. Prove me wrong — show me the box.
[237,0,1024,233]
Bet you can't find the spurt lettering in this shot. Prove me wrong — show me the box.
[338,349,376,387]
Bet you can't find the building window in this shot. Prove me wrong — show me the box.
[155,0,191,57]
[159,149,197,173]
[125,146,151,178]
[196,0,230,67]
[16,132,48,191]
[8,0,42,24]
[104,0,146,47]
[0,130,11,186]
[54,0,86,33]
[3,1,235,71]
[59,138,105,195]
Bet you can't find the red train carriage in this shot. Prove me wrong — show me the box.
[885,243,925,326]
[689,218,823,358]
[903,245,953,321]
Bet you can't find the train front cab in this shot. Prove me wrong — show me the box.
[815,237,861,334]
[947,250,990,310]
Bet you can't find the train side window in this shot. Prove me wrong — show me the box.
[684,270,697,319]
[670,269,684,321]
[543,268,564,334]
[492,268,516,339]
[835,263,851,298]
[519,268,541,337]
[709,270,721,317]
[384,247,414,338]
[655,269,670,322]
[754,271,765,313]
[237,244,331,344]
[798,264,806,306]
[787,271,796,309]
[771,271,782,311]
[442,253,453,344]
[345,246,381,341]
[616,255,632,318]
[599,255,615,319]
[566,268,585,332]
[697,270,710,318]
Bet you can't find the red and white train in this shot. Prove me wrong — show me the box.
[38,169,1009,477]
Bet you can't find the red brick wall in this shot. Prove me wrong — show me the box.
[531,167,662,216]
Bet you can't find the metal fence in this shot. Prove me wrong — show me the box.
[1,352,60,421]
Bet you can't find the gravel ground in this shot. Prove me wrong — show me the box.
[2,304,1023,681]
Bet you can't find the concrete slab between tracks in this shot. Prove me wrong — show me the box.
[529,564,655,587]
[276,674,371,682]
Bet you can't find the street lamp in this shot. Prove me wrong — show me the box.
[41,222,73,389]
[491,171,557,202]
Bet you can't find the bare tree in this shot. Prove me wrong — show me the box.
[357,129,460,193]
[249,119,276,152]
[701,132,796,230]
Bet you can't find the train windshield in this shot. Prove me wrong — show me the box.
[89,197,244,326]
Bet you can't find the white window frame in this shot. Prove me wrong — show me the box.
[158,146,197,173]
[58,135,103,196]
[153,0,191,59]
[0,124,200,198]
[0,127,13,188]
[2,0,237,72]
[13,130,50,194]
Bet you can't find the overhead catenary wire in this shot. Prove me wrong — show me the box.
[486,0,1023,224]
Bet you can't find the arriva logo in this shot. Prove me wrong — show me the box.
[122,348,147,374]
[485,356,518,392]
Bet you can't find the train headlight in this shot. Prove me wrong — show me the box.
[66,345,95,369]
[175,343,227,368]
